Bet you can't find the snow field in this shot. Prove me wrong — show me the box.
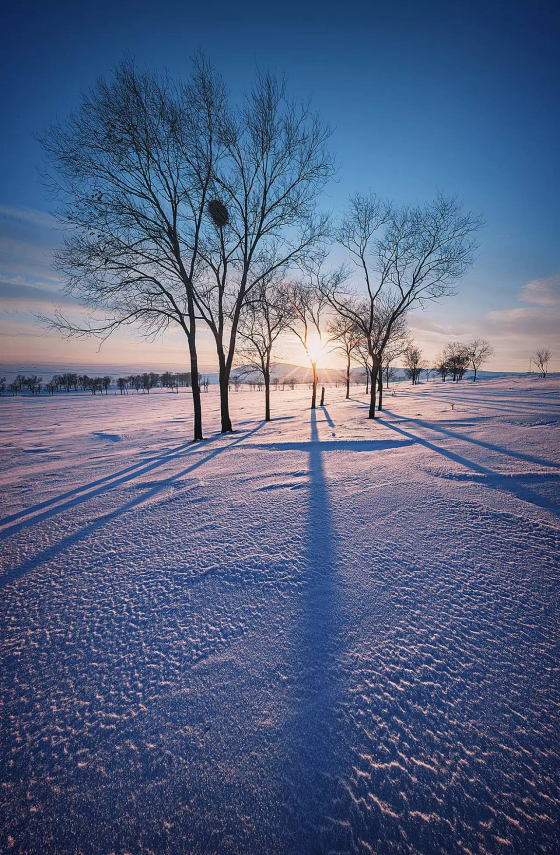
[0,376,559,854]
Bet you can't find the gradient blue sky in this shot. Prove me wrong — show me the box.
[1,0,559,370]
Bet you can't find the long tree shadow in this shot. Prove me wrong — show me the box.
[380,417,559,517]
[320,404,335,429]
[382,409,560,471]
[0,423,265,589]
[403,390,560,418]
[0,438,202,528]
[0,434,230,539]
[283,409,347,851]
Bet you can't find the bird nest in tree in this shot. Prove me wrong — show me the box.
[207,199,229,228]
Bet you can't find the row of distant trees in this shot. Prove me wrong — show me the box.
[2,341,554,401]
[0,370,204,396]
[1,343,552,400]
[399,339,494,386]
[37,56,553,436]
[2,373,113,396]
[116,372,197,394]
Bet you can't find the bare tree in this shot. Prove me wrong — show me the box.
[435,355,449,381]
[381,325,410,390]
[39,55,229,441]
[288,269,336,409]
[339,295,407,411]
[327,311,361,399]
[403,345,425,385]
[25,375,43,396]
[443,341,470,381]
[468,339,493,381]
[236,274,293,421]
[192,71,334,432]
[384,365,398,387]
[323,193,481,418]
[534,347,552,378]
[0,377,5,396]
[354,338,372,394]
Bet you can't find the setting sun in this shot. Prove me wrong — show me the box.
[306,334,325,365]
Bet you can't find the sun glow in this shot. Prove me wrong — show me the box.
[306,334,325,366]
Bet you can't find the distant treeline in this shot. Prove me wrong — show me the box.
[0,369,362,398]
[116,372,199,393]
[0,371,205,396]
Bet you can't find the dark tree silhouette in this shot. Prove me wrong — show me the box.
[322,193,481,418]
[468,339,493,381]
[39,55,229,441]
[288,266,340,409]
[191,71,333,432]
[236,274,293,421]
[327,313,361,399]
[404,345,425,385]
[442,342,470,381]
[534,347,552,378]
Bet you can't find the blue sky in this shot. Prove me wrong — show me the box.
[1,0,559,370]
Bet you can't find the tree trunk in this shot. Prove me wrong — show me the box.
[219,374,232,432]
[264,369,271,422]
[368,363,379,419]
[320,385,325,406]
[346,354,350,399]
[311,362,318,409]
[217,350,233,433]
[365,367,369,395]
[378,367,383,411]
[189,336,204,441]
[473,368,477,381]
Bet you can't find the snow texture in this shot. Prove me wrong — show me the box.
[1,376,559,855]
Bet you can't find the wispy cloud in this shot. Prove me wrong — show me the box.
[0,278,74,307]
[484,305,560,337]
[0,204,56,230]
[482,273,560,341]
[407,313,467,337]
[520,274,560,306]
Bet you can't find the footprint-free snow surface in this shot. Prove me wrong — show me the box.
[1,377,559,855]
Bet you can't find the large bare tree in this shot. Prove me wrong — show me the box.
[192,71,334,432]
[39,56,228,441]
[324,193,482,418]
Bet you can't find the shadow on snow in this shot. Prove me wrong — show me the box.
[0,424,265,588]
[281,409,349,851]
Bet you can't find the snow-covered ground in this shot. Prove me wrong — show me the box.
[1,376,559,855]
